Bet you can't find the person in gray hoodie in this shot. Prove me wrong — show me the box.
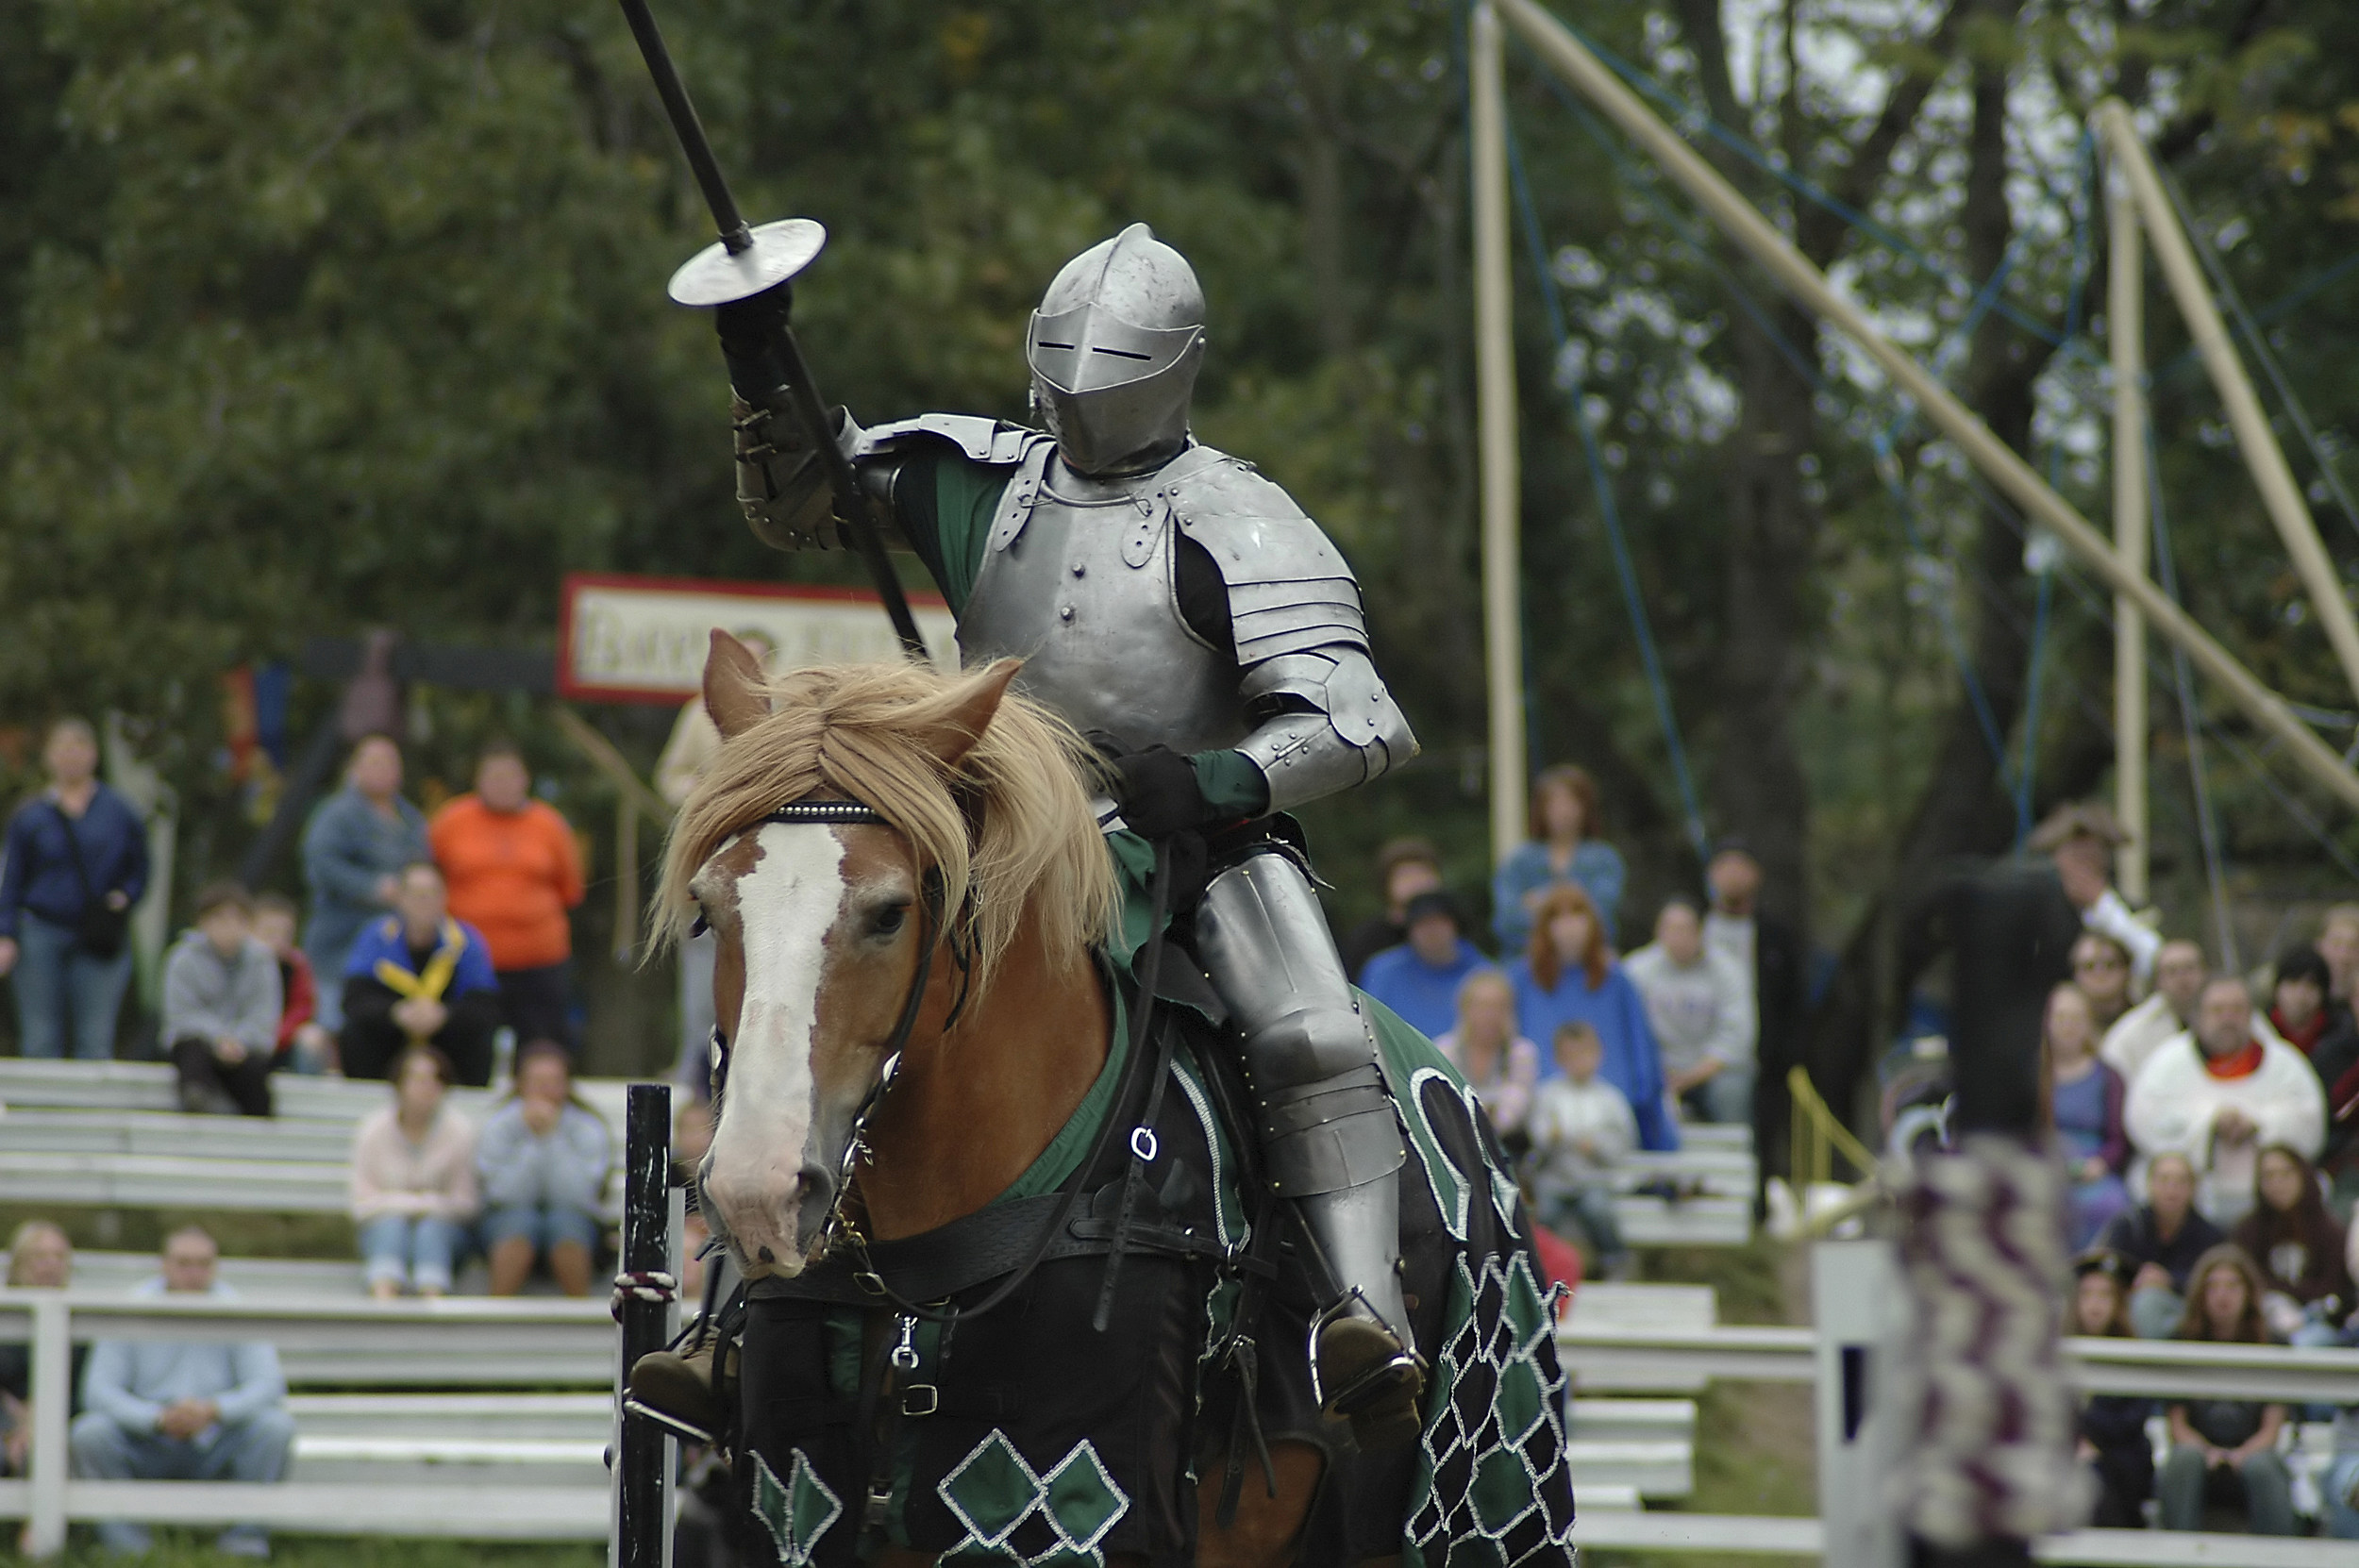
[162,883,283,1116]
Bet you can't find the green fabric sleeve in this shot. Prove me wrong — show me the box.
[1190,749,1270,821]
[929,457,1012,615]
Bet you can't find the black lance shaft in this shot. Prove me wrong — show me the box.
[613,1083,674,1568]
[613,0,930,661]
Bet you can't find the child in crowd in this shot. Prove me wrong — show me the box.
[1528,1021,1637,1280]
[251,892,334,1075]
[477,1041,611,1297]
[2159,1245,2295,1535]
[160,882,282,1117]
[2069,1250,2153,1527]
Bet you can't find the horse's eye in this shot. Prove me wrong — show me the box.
[873,904,909,937]
[688,910,710,939]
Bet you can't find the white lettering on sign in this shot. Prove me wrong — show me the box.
[560,575,958,704]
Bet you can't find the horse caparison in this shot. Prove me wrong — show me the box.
[660,633,1565,1566]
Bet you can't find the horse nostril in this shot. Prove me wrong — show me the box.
[757,1245,776,1263]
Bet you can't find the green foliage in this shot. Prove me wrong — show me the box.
[3,0,2358,981]
[17,1533,600,1566]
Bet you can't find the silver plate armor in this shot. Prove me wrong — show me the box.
[960,441,1417,814]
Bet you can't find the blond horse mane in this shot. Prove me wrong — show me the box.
[653,660,1122,999]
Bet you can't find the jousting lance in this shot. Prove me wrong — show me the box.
[613,0,930,660]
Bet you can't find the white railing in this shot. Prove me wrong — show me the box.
[0,1290,616,1555]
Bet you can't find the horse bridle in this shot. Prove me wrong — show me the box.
[703,799,977,1265]
[702,795,1177,1329]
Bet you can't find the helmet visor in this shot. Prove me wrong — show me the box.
[1027,304,1202,395]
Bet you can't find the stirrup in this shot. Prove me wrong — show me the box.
[1309,1295,1425,1452]
[624,1327,731,1445]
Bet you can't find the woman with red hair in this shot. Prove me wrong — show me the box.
[1508,883,1675,1150]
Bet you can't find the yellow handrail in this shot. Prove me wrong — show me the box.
[1786,1065,1879,1188]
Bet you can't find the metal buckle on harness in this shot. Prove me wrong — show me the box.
[899,1384,939,1417]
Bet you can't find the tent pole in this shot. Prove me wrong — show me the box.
[1472,0,1528,868]
[2095,100,2359,708]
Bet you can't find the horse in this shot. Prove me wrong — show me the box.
[659,632,1576,1567]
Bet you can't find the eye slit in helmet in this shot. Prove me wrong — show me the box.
[1091,345,1152,360]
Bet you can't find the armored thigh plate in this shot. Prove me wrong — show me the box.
[1194,851,1405,1196]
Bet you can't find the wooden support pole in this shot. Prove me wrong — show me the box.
[1471,0,1529,867]
[2094,99,2359,708]
[2110,172,2150,905]
[1494,0,2359,814]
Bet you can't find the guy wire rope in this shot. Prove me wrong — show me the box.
[1498,91,1712,866]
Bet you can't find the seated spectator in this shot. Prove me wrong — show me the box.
[2069,932,2135,1035]
[2069,1251,2152,1528]
[1,1222,80,1483]
[2231,1143,2354,1341]
[2048,983,2131,1250]
[1624,896,1755,1126]
[2029,803,2161,989]
[2321,903,2359,1024]
[1494,765,1627,951]
[2101,938,2209,1083]
[431,742,586,1051]
[478,1041,610,1297]
[1359,892,1488,1041]
[2125,975,2325,1226]
[1339,837,1445,981]
[340,861,501,1087]
[160,882,282,1117]
[1529,1021,1637,1280]
[2155,1244,2295,1536]
[2269,943,2356,1082]
[1433,968,1541,1142]
[70,1225,294,1559]
[2099,1151,2225,1340]
[251,892,333,1075]
[351,1044,479,1300]
[1509,884,1675,1149]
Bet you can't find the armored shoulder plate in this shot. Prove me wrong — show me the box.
[853,413,1048,468]
[1163,445,1370,664]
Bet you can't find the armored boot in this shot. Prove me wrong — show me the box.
[1194,850,1424,1451]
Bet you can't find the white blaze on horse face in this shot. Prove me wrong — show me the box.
[702,822,845,1276]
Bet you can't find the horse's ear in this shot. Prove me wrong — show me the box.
[915,659,1022,770]
[703,630,771,739]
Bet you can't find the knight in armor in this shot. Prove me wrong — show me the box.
[721,224,1423,1443]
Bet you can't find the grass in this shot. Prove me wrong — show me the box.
[0,1207,354,1262]
[7,1538,600,1567]
[1578,1235,1819,1568]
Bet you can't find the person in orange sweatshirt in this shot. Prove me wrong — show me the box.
[428,742,585,1053]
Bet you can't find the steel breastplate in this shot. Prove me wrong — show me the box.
[958,450,1247,755]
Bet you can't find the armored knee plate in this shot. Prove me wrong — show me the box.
[1193,851,1405,1198]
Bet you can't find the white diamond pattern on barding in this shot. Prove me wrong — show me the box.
[935,1429,1132,1565]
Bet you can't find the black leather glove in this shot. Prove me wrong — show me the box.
[1109,745,1213,840]
[715,282,795,404]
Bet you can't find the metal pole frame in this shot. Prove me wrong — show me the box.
[1492,0,2359,815]
[612,1083,676,1568]
[2095,99,2359,708]
[2108,169,2150,905]
[1471,1,1530,869]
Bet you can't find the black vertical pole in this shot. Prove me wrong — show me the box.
[616,1083,674,1568]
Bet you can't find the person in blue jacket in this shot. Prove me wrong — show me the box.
[1509,881,1677,1150]
[1493,764,1628,952]
[339,862,503,1086]
[1359,892,1491,1041]
[0,719,149,1059]
[299,735,427,1033]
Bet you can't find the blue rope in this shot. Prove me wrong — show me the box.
[2145,419,2238,970]
[1501,100,1713,867]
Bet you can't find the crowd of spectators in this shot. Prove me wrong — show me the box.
[0,725,589,1113]
[1349,766,1798,1279]
[2008,809,2359,1537]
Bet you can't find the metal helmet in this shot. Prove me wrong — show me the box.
[1026,224,1205,475]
